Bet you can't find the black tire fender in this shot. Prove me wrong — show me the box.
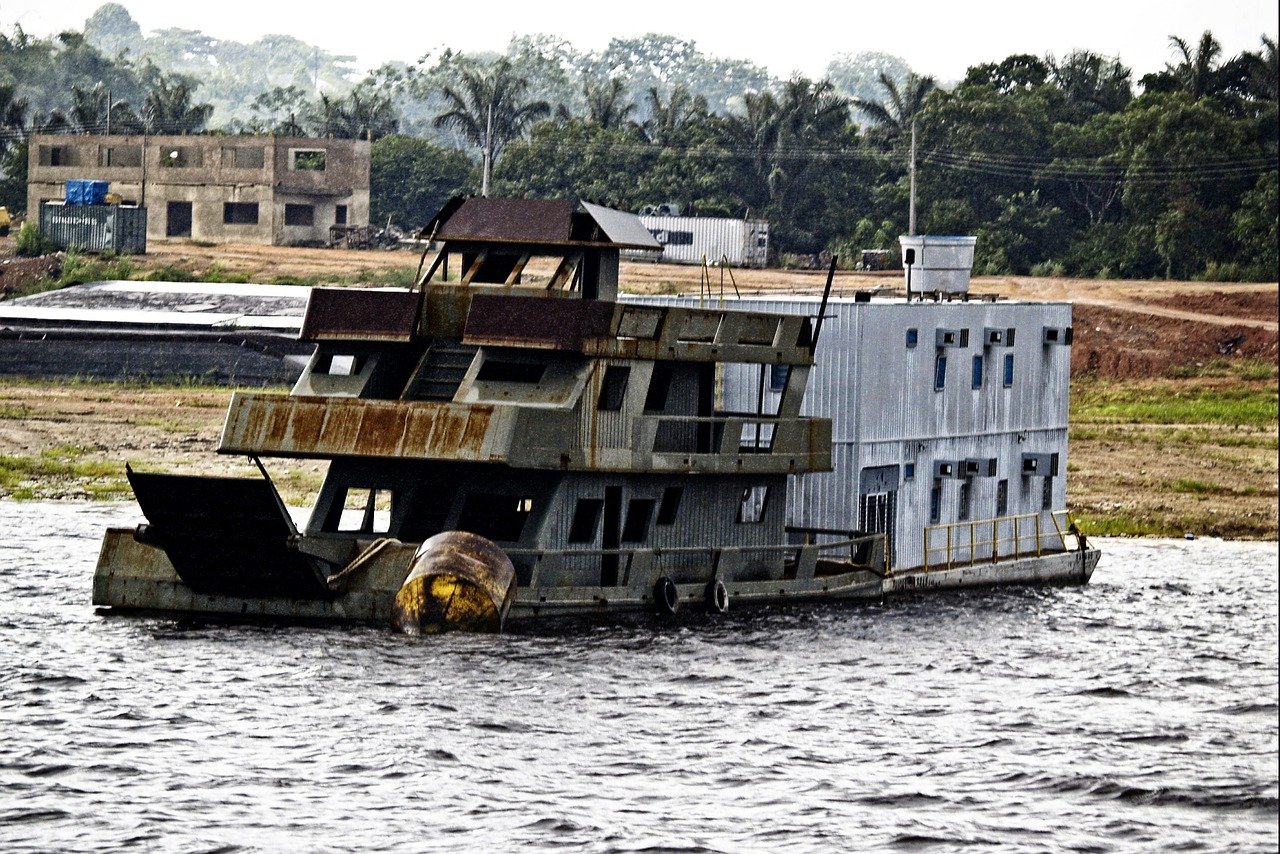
[653,576,679,616]
[705,579,729,614]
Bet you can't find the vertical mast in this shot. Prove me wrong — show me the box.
[908,119,917,237]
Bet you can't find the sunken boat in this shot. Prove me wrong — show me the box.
[93,198,1100,631]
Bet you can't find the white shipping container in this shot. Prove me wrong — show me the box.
[626,216,769,268]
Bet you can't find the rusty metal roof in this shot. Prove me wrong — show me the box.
[430,197,661,251]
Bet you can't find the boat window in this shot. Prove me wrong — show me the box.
[736,486,769,524]
[597,366,630,411]
[318,354,363,376]
[568,499,602,543]
[656,486,683,525]
[621,499,655,543]
[456,493,532,542]
[476,359,545,384]
[769,364,790,393]
[644,363,674,412]
[336,487,391,534]
[934,355,947,391]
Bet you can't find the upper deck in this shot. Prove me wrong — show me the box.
[218,198,831,475]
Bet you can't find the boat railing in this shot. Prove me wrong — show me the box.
[923,510,1081,572]
[507,532,884,590]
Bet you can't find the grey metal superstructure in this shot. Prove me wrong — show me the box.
[627,295,1077,572]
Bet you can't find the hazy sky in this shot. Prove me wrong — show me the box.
[2,0,1275,82]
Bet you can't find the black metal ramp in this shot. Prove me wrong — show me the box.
[128,467,330,599]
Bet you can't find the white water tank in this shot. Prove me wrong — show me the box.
[898,235,977,295]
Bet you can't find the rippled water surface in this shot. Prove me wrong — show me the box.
[1,502,1276,852]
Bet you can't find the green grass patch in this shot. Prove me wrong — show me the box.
[1072,380,1278,427]
[0,403,30,419]
[1171,478,1226,494]
[55,249,138,288]
[1165,358,1277,381]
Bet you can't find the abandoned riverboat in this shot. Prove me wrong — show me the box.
[93,198,1099,631]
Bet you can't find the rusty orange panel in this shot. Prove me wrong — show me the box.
[355,406,407,456]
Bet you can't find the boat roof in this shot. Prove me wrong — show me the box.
[428,197,661,252]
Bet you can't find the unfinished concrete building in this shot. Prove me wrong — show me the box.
[27,134,370,246]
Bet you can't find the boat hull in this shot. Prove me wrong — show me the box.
[92,529,1101,627]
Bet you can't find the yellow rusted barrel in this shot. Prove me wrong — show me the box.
[392,531,516,634]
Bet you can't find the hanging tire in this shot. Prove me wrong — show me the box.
[653,576,679,616]
[705,579,729,614]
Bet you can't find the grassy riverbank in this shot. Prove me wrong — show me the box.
[1,367,1275,538]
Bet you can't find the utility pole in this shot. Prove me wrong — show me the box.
[105,88,112,136]
[908,118,917,237]
[481,102,493,197]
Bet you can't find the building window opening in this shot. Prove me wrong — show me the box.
[456,493,532,542]
[597,365,630,411]
[293,149,327,171]
[958,481,971,521]
[1003,353,1015,387]
[906,328,918,348]
[621,499,655,543]
[161,147,200,168]
[929,482,942,524]
[904,463,915,481]
[223,202,260,225]
[934,355,947,391]
[996,479,1009,516]
[736,485,770,524]
[568,499,602,543]
[285,203,315,227]
[225,146,265,169]
[1042,477,1053,510]
[656,486,683,525]
[972,355,984,389]
[335,205,348,225]
[102,146,142,167]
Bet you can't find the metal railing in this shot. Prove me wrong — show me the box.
[923,510,1078,572]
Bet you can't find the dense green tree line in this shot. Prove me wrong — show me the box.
[3,4,1275,280]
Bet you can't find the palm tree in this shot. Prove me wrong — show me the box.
[142,75,213,135]
[583,76,635,129]
[434,59,550,196]
[852,71,936,138]
[727,78,849,212]
[1164,31,1224,99]
[641,85,708,146]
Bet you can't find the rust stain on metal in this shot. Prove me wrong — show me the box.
[223,394,498,460]
[300,288,419,342]
[435,198,574,244]
[463,294,616,351]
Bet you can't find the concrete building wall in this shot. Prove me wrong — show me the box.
[27,134,370,246]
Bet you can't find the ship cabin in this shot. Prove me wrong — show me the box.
[217,198,843,590]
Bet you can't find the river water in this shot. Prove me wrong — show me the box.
[1,502,1276,852]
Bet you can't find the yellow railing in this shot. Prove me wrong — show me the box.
[923,510,1079,572]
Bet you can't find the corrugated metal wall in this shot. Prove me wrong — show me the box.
[39,203,147,253]
[627,295,1075,571]
[626,216,769,267]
